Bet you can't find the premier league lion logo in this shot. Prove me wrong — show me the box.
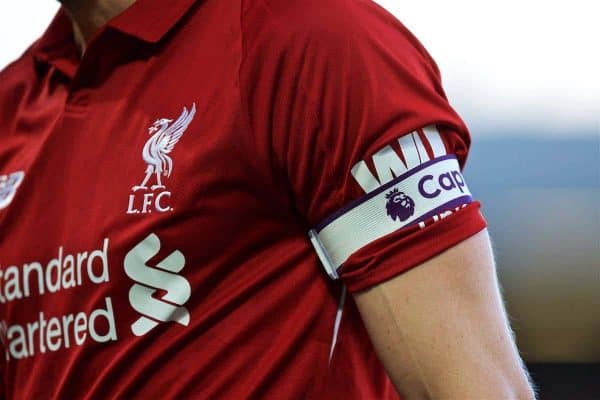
[385,188,415,222]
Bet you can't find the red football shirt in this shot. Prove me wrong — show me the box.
[0,0,486,398]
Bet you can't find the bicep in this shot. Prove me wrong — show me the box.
[353,229,534,399]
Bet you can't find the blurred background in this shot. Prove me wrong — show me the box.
[2,1,599,398]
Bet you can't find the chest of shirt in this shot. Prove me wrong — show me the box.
[0,36,294,321]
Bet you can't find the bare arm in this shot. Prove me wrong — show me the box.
[354,229,535,399]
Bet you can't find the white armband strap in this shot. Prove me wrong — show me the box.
[308,155,473,280]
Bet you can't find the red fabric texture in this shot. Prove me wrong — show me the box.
[342,202,487,293]
[241,0,486,290]
[0,0,485,398]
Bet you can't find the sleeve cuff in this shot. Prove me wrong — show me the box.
[340,201,487,293]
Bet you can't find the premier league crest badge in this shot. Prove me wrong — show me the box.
[385,188,415,222]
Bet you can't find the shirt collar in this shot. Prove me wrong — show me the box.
[107,0,198,43]
[33,10,80,78]
[32,0,198,77]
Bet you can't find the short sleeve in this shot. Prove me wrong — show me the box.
[240,0,487,292]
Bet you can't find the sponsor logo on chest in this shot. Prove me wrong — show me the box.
[124,234,191,336]
[0,234,191,361]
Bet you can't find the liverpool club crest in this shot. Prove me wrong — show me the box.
[127,104,196,215]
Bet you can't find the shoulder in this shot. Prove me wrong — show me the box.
[242,0,398,34]
[0,45,37,89]
[241,0,386,44]
[0,45,39,125]
[240,0,438,76]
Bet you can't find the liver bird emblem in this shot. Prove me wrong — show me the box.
[132,104,196,191]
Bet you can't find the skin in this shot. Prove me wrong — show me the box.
[57,0,135,55]
[354,229,536,399]
[56,1,536,397]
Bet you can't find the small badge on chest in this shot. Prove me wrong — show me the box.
[126,104,196,215]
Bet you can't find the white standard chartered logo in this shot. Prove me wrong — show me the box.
[0,240,117,361]
[124,234,191,336]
